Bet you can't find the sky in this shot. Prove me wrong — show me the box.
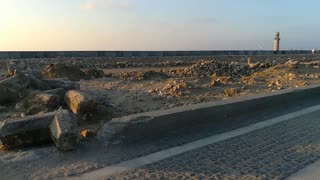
[0,0,319,51]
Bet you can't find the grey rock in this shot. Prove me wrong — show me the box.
[29,74,51,90]
[0,112,55,149]
[44,78,80,90]
[49,110,79,151]
[0,73,30,105]
[44,88,66,101]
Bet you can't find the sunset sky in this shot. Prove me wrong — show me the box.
[0,0,319,51]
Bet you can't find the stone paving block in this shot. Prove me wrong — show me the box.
[49,110,79,151]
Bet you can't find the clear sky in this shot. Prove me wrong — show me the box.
[0,0,319,51]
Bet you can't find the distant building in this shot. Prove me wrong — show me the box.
[274,32,280,51]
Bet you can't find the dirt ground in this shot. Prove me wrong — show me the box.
[1,55,320,179]
[81,61,320,119]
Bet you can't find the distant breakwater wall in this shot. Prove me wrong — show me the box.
[0,50,313,59]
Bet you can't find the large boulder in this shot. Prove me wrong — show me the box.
[42,64,87,81]
[65,90,97,114]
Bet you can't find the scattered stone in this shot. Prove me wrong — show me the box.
[42,64,87,81]
[49,110,79,151]
[80,129,96,138]
[272,60,278,66]
[120,70,169,81]
[224,88,239,97]
[65,90,97,114]
[17,61,27,70]
[148,80,191,97]
[169,60,252,78]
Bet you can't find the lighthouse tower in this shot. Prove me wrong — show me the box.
[274,32,280,51]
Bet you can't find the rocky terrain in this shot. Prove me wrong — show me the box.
[1,54,320,178]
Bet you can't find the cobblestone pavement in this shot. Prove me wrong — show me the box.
[107,110,320,180]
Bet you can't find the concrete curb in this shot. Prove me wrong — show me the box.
[97,84,320,143]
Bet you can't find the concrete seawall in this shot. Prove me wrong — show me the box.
[0,50,313,59]
[98,84,320,144]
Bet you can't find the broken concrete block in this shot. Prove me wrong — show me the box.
[0,112,55,149]
[29,74,51,90]
[20,92,61,115]
[65,90,97,114]
[0,74,30,105]
[49,110,79,151]
[44,78,80,90]
[44,88,66,101]
[4,70,31,88]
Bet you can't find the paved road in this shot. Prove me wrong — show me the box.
[102,110,320,180]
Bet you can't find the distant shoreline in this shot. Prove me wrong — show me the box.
[0,50,314,59]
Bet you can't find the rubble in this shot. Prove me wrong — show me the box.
[224,88,239,96]
[0,110,79,151]
[209,74,231,87]
[169,60,252,78]
[65,90,97,114]
[84,67,105,79]
[42,64,88,81]
[16,92,61,115]
[119,70,169,80]
[148,80,191,97]
[80,129,96,138]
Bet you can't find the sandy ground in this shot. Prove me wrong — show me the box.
[1,55,320,179]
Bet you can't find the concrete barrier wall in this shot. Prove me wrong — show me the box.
[97,84,320,143]
[0,50,313,59]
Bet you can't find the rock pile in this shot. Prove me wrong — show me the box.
[42,64,88,81]
[148,80,191,97]
[169,60,252,78]
[0,63,101,151]
[84,67,105,79]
